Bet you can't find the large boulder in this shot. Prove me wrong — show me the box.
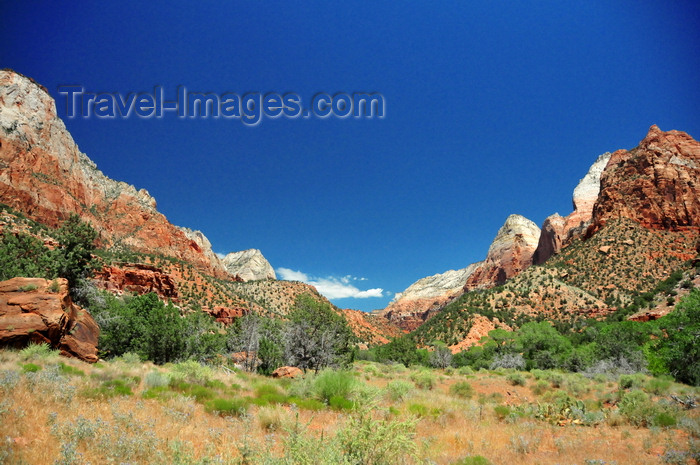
[0,277,99,362]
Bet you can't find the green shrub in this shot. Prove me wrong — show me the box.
[618,389,654,426]
[21,363,41,373]
[337,405,419,465]
[493,405,511,421]
[457,366,474,376]
[652,411,677,428]
[287,396,325,411]
[452,456,493,465]
[205,398,248,417]
[58,362,85,377]
[646,376,672,395]
[172,383,215,403]
[115,352,142,364]
[142,386,172,400]
[329,395,355,411]
[170,360,213,385]
[410,370,436,390]
[506,373,526,386]
[619,373,645,390]
[313,369,357,403]
[144,370,171,388]
[407,402,440,418]
[82,379,134,398]
[449,381,474,399]
[531,380,549,395]
[258,405,286,431]
[19,343,57,360]
[385,380,413,401]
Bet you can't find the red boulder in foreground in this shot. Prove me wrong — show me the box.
[0,277,99,362]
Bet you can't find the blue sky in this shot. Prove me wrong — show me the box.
[2,1,699,311]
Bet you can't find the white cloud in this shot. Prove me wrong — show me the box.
[277,268,310,282]
[276,268,385,300]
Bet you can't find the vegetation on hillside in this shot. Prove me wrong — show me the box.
[0,346,697,464]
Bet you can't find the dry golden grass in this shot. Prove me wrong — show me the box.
[0,352,697,464]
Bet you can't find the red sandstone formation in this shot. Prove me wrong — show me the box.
[95,263,179,300]
[0,70,227,278]
[590,125,700,234]
[0,277,99,362]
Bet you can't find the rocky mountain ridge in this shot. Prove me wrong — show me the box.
[222,249,276,281]
[381,214,541,331]
[383,125,700,344]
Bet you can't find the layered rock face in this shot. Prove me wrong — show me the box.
[532,152,612,265]
[382,215,540,330]
[95,263,179,300]
[222,249,276,281]
[0,70,227,278]
[380,263,482,331]
[590,125,700,233]
[464,214,541,290]
[0,277,99,362]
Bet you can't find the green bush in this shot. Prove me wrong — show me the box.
[144,370,171,388]
[172,383,215,403]
[82,379,134,399]
[58,362,85,377]
[205,398,248,417]
[493,405,511,421]
[410,370,436,390]
[19,343,57,361]
[337,406,419,465]
[407,403,440,418]
[646,376,673,395]
[313,369,357,403]
[531,380,549,395]
[287,396,325,411]
[618,389,654,426]
[385,380,413,401]
[656,289,700,385]
[21,363,42,373]
[449,381,474,399]
[652,411,677,428]
[506,373,526,386]
[329,395,355,411]
[170,360,213,385]
[619,373,645,390]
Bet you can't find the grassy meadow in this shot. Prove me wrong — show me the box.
[0,345,698,464]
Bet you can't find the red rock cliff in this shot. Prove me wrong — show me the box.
[590,125,700,234]
[0,70,227,278]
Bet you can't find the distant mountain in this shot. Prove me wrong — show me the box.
[405,125,700,348]
[222,249,276,281]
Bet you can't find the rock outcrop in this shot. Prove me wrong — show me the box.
[532,152,612,265]
[0,70,227,278]
[590,125,700,234]
[272,366,303,378]
[0,277,99,362]
[379,263,482,331]
[202,305,247,325]
[222,249,276,281]
[464,214,541,290]
[94,263,178,300]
